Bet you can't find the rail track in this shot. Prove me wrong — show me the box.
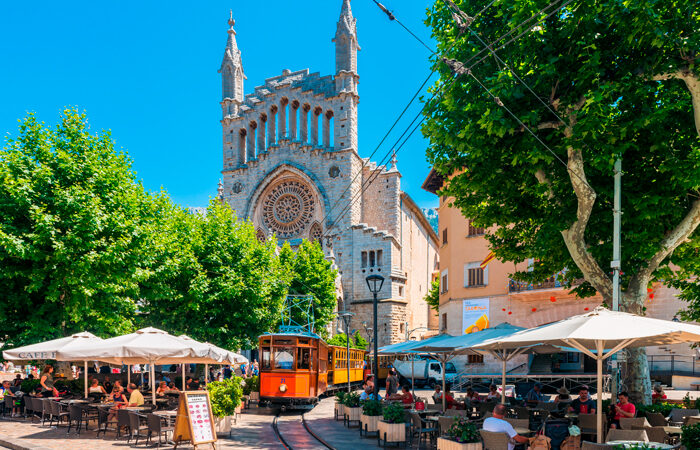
[272,411,336,450]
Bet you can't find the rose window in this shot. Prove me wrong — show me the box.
[262,180,315,238]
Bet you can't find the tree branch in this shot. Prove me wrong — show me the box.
[651,70,700,137]
[559,142,614,300]
[635,197,700,284]
[538,121,563,130]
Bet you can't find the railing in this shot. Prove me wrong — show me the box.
[648,355,700,376]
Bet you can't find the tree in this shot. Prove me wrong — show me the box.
[140,200,287,350]
[0,109,168,347]
[425,279,440,312]
[353,330,368,350]
[423,0,699,403]
[278,240,338,337]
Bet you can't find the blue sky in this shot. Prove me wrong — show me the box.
[0,0,439,209]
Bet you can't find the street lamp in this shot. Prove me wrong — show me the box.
[366,274,384,399]
[336,311,355,393]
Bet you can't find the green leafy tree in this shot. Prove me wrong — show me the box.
[278,240,338,337]
[353,330,368,350]
[140,200,286,350]
[425,279,440,312]
[0,109,168,347]
[423,0,699,404]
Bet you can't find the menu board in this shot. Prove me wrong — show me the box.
[186,393,214,442]
[173,391,217,449]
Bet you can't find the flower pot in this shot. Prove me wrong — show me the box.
[360,414,380,435]
[437,437,483,450]
[378,420,406,444]
[214,416,233,435]
[344,405,362,427]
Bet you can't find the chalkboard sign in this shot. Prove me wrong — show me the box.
[173,391,217,449]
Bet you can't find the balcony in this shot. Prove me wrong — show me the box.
[508,270,579,293]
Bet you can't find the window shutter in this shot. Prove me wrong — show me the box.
[483,265,489,286]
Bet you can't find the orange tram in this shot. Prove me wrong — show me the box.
[259,331,367,408]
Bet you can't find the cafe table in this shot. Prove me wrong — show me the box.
[124,406,151,412]
[663,426,683,435]
[606,441,673,449]
[154,410,178,426]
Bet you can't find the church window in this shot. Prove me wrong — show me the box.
[369,250,376,267]
[261,179,316,238]
[376,250,383,266]
[256,229,266,243]
[310,222,322,245]
[361,251,367,268]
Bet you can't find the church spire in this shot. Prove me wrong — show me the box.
[219,10,245,101]
[333,0,360,75]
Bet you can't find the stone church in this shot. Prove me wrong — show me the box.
[218,0,439,346]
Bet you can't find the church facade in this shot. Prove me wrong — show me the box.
[218,0,439,346]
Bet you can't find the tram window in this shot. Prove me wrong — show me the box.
[298,348,311,370]
[274,347,295,370]
[298,339,309,345]
[262,347,271,369]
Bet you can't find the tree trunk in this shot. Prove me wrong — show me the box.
[620,290,652,406]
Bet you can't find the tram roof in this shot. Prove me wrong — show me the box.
[260,330,322,340]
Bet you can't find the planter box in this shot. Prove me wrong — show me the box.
[437,437,483,450]
[249,391,260,402]
[214,415,233,435]
[360,414,380,436]
[344,405,362,427]
[378,420,406,444]
[334,402,344,420]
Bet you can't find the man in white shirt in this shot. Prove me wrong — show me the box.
[482,404,529,450]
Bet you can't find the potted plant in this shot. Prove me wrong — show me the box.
[438,417,482,450]
[343,392,362,427]
[378,402,407,445]
[682,423,700,450]
[207,377,243,435]
[242,376,260,406]
[334,391,347,420]
[360,399,382,437]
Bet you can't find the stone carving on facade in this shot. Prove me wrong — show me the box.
[328,165,340,178]
[261,179,316,239]
[231,181,243,194]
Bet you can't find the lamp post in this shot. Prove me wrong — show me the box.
[405,325,428,398]
[366,274,384,399]
[337,311,354,393]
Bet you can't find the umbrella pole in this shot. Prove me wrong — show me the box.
[151,361,156,406]
[411,357,415,400]
[205,363,209,384]
[596,341,603,444]
[442,355,446,412]
[501,351,507,404]
[127,365,130,386]
[181,363,185,391]
[84,361,88,399]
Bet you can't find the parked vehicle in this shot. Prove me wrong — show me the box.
[392,359,458,388]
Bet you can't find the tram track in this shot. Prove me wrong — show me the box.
[273,411,336,450]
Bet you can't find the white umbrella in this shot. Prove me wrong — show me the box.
[58,327,226,404]
[3,332,104,398]
[178,335,248,386]
[471,307,700,443]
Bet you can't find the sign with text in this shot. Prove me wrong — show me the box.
[173,391,217,449]
[462,298,490,335]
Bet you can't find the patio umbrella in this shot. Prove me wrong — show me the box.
[379,334,453,400]
[178,335,248,386]
[471,307,700,443]
[2,332,104,398]
[58,327,228,404]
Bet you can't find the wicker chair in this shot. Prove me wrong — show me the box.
[644,412,668,427]
[504,417,529,429]
[146,413,174,448]
[619,417,649,429]
[632,425,669,444]
[95,407,118,437]
[127,411,149,445]
[410,411,437,447]
[582,442,614,449]
[605,428,649,443]
[479,430,511,450]
[668,408,699,426]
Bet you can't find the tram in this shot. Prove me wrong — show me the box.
[258,331,367,408]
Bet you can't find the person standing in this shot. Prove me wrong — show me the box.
[39,365,58,397]
[385,368,399,397]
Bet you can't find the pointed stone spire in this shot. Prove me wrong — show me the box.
[333,0,360,74]
[219,10,245,101]
[217,178,224,202]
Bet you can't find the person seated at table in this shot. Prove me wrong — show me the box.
[553,387,571,404]
[190,378,201,390]
[465,387,481,403]
[432,385,442,404]
[569,385,596,414]
[167,382,180,392]
[156,381,169,396]
[126,383,145,407]
[487,384,500,401]
[388,385,413,407]
[185,377,194,390]
[363,375,375,392]
[609,391,635,429]
[525,382,544,404]
[1,380,20,417]
[482,404,530,450]
[442,386,465,410]
[359,383,381,401]
[652,384,667,403]
[88,378,108,394]
[107,385,129,421]
[13,374,22,388]
[103,376,112,394]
